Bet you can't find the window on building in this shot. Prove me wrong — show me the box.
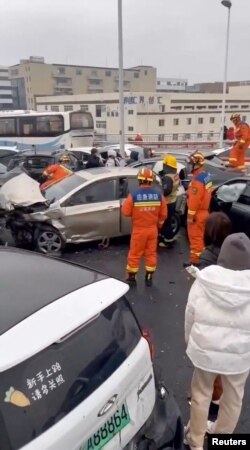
[96,105,106,117]
[187,118,192,125]
[96,121,107,129]
[128,126,134,132]
[80,105,89,112]
[173,118,179,126]
[184,133,191,140]
[230,105,239,109]
[197,106,206,110]
[144,70,148,76]
[10,69,19,76]
[210,117,215,124]
[51,105,59,112]
[184,106,194,110]
[241,104,249,109]
[76,68,82,75]
[159,119,165,127]
[158,134,165,141]
[197,133,202,139]
[159,105,165,113]
[157,81,161,86]
[45,106,48,111]
[242,115,247,122]
[0,118,16,136]
[105,70,111,77]
[58,67,66,75]
[89,79,101,85]
[128,110,134,115]
[198,117,204,124]
[208,105,218,109]
[134,72,139,79]
[91,70,98,76]
[171,106,182,111]
[64,105,73,112]
[173,134,178,141]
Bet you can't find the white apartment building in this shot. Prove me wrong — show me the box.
[35,85,250,143]
[0,66,13,110]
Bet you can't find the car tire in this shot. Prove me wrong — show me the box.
[34,226,65,255]
[171,213,181,237]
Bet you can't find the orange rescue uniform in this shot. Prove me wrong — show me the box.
[187,169,213,264]
[229,121,250,169]
[122,185,167,274]
[41,164,72,190]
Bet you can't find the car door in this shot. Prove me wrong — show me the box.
[229,183,250,237]
[119,176,138,235]
[60,179,120,241]
[210,179,248,223]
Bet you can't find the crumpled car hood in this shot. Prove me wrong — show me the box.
[0,173,47,211]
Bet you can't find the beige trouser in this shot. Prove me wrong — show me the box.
[189,367,249,448]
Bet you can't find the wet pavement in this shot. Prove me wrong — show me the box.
[1,227,250,433]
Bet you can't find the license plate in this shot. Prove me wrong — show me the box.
[82,403,130,450]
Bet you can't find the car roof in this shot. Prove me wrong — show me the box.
[0,248,107,335]
[75,166,139,181]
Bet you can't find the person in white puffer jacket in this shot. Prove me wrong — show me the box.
[184,232,250,450]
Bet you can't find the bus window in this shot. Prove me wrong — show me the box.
[70,111,94,130]
[36,115,64,136]
[0,118,16,136]
[20,117,36,136]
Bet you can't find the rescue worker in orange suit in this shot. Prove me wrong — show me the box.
[229,113,250,170]
[159,155,180,247]
[40,154,73,190]
[184,152,213,267]
[122,168,167,287]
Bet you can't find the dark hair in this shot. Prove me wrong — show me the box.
[91,147,98,155]
[204,212,232,248]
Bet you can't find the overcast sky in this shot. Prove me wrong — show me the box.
[2,0,250,84]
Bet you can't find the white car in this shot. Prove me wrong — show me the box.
[0,248,183,449]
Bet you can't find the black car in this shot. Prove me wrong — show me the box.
[210,177,250,237]
[0,150,83,187]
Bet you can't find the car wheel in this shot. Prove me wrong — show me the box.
[34,226,64,254]
[171,213,181,236]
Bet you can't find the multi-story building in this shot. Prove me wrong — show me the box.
[36,85,250,144]
[157,77,188,92]
[9,56,157,110]
[0,66,13,110]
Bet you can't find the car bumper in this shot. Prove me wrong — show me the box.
[129,383,183,449]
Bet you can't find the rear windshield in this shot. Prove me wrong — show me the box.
[42,174,85,203]
[0,297,141,450]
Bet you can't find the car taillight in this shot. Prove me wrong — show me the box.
[142,328,154,361]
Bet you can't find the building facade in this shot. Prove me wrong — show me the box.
[36,86,250,143]
[9,57,157,110]
[0,66,13,110]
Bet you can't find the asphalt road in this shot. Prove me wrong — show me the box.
[61,230,250,434]
[1,227,250,434]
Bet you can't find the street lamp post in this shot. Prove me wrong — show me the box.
[220,0,232,148]
[118,0,125,157]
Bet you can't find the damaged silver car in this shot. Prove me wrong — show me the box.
[0,168,185,253]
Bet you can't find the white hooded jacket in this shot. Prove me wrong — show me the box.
[185,265,250,375]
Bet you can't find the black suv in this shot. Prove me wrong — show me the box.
[0,150,83,187]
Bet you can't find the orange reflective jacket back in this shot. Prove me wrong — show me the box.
[235,121,250,145]
[187,170,213,217]
[41,164,72,189]
[122,186,167,228]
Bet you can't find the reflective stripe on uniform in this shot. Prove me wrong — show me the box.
[187,209,196,216]
[240,139,246,144]
[126,265,139,273]
[145,265,156,272]
[134,202,161,207]
[205,182,213,190]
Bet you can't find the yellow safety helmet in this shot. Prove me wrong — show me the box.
[163,154,177,170]
[230,113,240,122]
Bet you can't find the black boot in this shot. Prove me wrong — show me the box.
[145,271,153,287]
[126,273,137,287]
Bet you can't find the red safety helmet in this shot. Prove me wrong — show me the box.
[137,167,154,183]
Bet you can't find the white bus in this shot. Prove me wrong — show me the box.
[0,110,94,151]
